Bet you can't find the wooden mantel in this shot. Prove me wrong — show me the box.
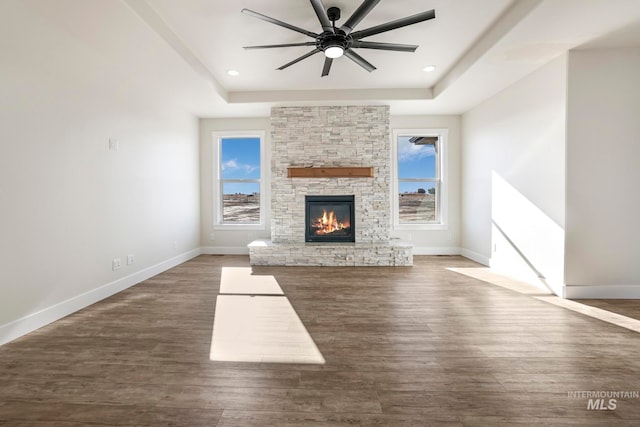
[287,167,374,178]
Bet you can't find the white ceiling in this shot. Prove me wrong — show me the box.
[126,0,640,117]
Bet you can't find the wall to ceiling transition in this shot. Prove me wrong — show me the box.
[564,48,640,297]
[0,0,209,343]
[461,54,567,295]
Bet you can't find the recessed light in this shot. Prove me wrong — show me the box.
[227,69,239,76]
[422,65,436,72]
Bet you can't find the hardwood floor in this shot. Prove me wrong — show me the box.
[1,255,639,426]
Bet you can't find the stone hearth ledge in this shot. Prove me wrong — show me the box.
[248,239,413,267]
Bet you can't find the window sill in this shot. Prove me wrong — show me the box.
[214,223,265,231]
[394,223,448,231]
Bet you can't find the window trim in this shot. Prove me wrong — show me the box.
[213,131,266,230]
[391,128,448,231]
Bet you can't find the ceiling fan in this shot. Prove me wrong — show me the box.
[242,0,436,77]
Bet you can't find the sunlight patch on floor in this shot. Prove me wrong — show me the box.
[447,267,552,295]
[449,267,640,334]
[220,267,284,295]
[534,296,640,333]
[210,295,325,364]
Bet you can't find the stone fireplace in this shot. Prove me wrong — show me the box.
[248,105,412,266]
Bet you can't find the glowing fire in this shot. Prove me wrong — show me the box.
[313,209,350,234]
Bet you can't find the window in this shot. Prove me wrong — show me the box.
[392,129,447,229]
[213,131,266,229]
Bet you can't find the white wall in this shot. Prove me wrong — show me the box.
[461,55,567,295]
[199,117,271,253]
[390,115,462,253]
[0,0,212,343]
[565,48,640,296]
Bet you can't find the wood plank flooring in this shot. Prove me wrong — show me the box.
[1,255,639,426]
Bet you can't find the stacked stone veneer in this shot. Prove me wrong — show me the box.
[249,105,412,266]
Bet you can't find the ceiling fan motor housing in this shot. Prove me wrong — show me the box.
[318,7,349,53]
[317,30,352,52]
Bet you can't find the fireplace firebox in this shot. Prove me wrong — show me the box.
[305,195,355,243]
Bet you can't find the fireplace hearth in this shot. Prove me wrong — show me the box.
[305,195,355,243]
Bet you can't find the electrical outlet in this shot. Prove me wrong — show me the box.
[209,232,215,241]
[127,254,135,265]
[108,138,118,151]
[173,240,178,249]
[346,255,354,261]
[112,258,121,271]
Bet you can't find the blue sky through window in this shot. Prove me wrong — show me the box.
[397,136,436,181]
[221,137,260,194]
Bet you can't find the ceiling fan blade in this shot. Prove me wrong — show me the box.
[310,0,334,33]
[242,8,317,38]
[277,48,321,70]
[350,41,418,52]
[244,42,317,50]
[321,57,333,77]
[350,9,435,39]
[344,50,376,72]
[340,0,381,35]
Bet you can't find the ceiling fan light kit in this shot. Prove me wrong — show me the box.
[324,46,344,59]
[242,0,435,77]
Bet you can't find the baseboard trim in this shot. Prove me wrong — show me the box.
[460,248,490,266]
[412,246,461,256]
[201,246,249,255]
[564,284,640,299]
[0,248,202,346]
